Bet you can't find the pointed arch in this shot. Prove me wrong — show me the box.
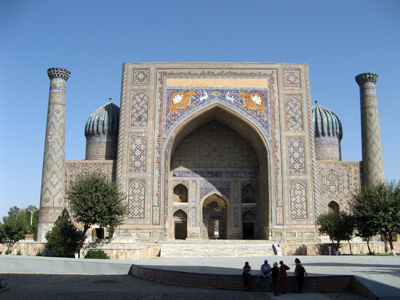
[173,209,187,240]
[327,201,340,214]
[173,183,188,203]
[164,104,272,239]
[202,193,228,239]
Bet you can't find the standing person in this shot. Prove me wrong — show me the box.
[279,260,290,294]
[242,261,252,291]
[294,258,307,293]
[257,259,272,283]
[270,262,280,296]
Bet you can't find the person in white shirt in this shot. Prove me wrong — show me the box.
[257,259,272,283]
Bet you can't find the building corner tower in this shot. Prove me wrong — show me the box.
[37,67,71,242]
[355,73,385,186]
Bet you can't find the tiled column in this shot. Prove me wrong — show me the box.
[355,73,385,186]
[37,68,71,242]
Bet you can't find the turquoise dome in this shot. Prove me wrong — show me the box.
[312,101,343,141]
[85,101,120,137]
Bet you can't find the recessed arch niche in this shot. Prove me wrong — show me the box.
[165,104,271,240]
[327,201,340,214]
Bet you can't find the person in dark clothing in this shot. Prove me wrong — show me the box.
[242,261,251,291]
[270,262,280,296]
[279,260,290,294]
[294,258,307,293]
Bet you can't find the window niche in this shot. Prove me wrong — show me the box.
[327,201,339,214]
[173,184,188,203]
[242,184,256,203]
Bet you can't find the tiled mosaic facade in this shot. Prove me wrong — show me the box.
[316,161,362,215]
[113,63,320,241]
[38,64,378,244]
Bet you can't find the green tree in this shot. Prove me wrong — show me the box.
[67,172,126,254]
[317,211,355,252]
[0,219,25,254]
[0,206,39,253]
[45,208,83,257]
[352,181,400,253]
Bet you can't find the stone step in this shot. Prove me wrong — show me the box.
[160,241,276,257]
[162,239,276,244]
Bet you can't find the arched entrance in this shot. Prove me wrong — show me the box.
[202,194,227,239]
[173,209,187,240]
[165,104,271,240]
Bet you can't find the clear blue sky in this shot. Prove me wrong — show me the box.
[1,0,399,219]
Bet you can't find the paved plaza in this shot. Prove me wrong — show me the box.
[0,273,371,300]
[1,255,399,300]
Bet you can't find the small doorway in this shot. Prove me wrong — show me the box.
[173,210,187,240]
[203,194,227,239]
[242,210,256,239]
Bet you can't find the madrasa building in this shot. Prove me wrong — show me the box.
[37,63,384,249]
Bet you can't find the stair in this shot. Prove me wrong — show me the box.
[160,240,276,257]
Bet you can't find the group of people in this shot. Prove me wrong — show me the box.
[242,258,307,295]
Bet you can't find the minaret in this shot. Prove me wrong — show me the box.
[355,73,385,186]
[37,67,71,242]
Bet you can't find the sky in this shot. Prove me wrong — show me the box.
[0,0,399,220]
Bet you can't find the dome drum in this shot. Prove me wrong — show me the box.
[86,135,118,160]
[312,102,343,161]
[85,101,120,161]
[315,136,341,161]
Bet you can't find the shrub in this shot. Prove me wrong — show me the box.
[45,208,83,257]
[84,250,110,259]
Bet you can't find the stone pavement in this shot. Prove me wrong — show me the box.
[0,255,399,300]
[134,255,400,299]
[0,273,370,300]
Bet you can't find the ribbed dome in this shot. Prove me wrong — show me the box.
[85,101,120,137]
[312,101,343,141]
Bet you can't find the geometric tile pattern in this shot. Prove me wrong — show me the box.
[290,182,307,219]
[131,91,148,127]
[129,135,146,172]
[171,121,257,169]
[284,69,301,88]
[128,179,146,219]
[326,169,339,194]
[276,206,284,225]
[288,138,306,174]
[315,139,340,161]
[342,168,350,194]
[285,95,303,131]
[133,69,150,85]
[317,162,362,214]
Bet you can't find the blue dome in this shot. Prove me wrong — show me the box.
[312,101,343,141]
[85,101,120,137]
